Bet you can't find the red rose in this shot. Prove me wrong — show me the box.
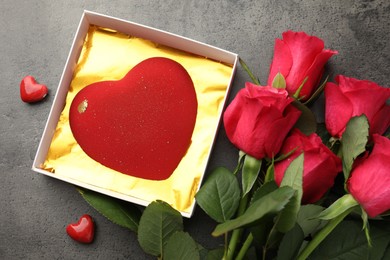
[274,129,342,204]
[325,75,390,138]
[267,31,337,101]
[347,134,390,217]
[223,82,301,159]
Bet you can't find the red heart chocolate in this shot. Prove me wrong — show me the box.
[66,214,95,244]
[20,75,48,103]
[69,57,198,180]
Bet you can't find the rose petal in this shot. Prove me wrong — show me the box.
[348,155,390,217]
[370,105,390,136]
[338,78,390,119]
[326,75,390,137]
[268,38,293,87]
[348,135,390,217]
[298,49,338,100]
[263,106,301,158]
[282,31,324,92]
[325,82,354,137]
[274,129,341,204]
[223,84,300,159]
[302,157,339,204]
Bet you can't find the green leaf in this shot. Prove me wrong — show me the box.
[297,206,355,260]
[163,231,200,260]
[78,188,141,232]
[264,160,275,183]
[280,153,304,189]
[250,181,279,205]
[317,194,359,220]
[233,151,246,175]
[303,75,329,105]
[277,223,305,260]
[293,77,308,99]
[249,181,279,246]
[292,100,317,135]
[316,123,332,146]
[249,214,275,248]
[361,209,372,246]
[206,248,225,260]
[195,167,240,223]
[274,147,298,162]
[239,57,260,85]
[341,115,369,180]
[138,200,183,257]
[308,220,390,260]
[245,246,258,260]
[382,242,390,259]
[197,243,208,259]
[276,153,304,233]
[272,72,286,89]
[212,186,295,236]
[242,155,262,196]
[296,205,326,238]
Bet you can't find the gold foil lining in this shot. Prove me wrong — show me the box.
[42,25,233,214]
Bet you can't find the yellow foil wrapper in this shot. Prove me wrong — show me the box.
[42,26,233,214]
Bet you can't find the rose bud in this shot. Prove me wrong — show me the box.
[325,75,390,138]
[267,30,337,101]
[347,134,390,217]
[223,82,301,159]
[274,129,342,204]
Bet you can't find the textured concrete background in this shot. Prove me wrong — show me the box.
[0,0,389,259]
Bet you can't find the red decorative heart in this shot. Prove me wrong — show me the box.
[20,75,48,103]
[66,214,95,244]
[69,57,198,180]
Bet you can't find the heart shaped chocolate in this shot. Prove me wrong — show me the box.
[66,214,95,244]
[20,75,48,103]
[69,57,198,180]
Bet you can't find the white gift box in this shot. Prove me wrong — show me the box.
[32,10,238,218]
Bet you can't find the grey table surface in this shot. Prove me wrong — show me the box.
[1,0,389,259]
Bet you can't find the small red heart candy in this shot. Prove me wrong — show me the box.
[66,214,95,244]
[20,75,48,103]
[69,57,198,180]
